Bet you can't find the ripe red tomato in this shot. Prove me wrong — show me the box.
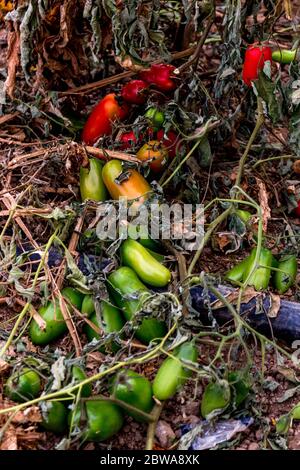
[136,140,168,173]
[82,93,129,145]
[156,129,179,159]
[295,201,300,217]
[118,131,138,150]
[242,44,272,87]
[139,64,177,92]
[121,80,148,105]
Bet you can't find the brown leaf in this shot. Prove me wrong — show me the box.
[4,29,20,99]
[1,425,18,450]
[293,160,300,175]
[0,113,19,126]
[12,406,42,424]
[268,292,281,318]
[0,359,10,375]
[211,287,260,309]
[256,179,271,233]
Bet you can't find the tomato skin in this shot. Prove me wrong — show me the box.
[118,131,138,150]
[5,368,41,403]
[82,93,129,145]
[111,369,154,421]
[41,401,68,433]
[120,239,171,287]
[102,159,151,202]
[273,255,297,294]
[84,299,125,352]
[107,267,167,344]
[153,342,198,401]
[139,64,176,91]
[80,158,107,202]
[295,201,300,217]
[137,140,168,173]
[121,80,148,104]
[156,129,179,159]
[272,49,297,64]
[69,400,124,442]
[81,294,95,317]
[242,45,272,86]
[29,288,83,345]
[243,247,273,290]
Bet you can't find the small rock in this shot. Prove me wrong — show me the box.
[155,420,176,448]
[248,443,260,450]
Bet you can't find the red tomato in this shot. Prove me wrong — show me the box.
[136,140,168,173]
[295,201,300,217]
[118,131,138,150]
[242,45,272,87]
[82,93,129,145]
[121,80,148,105]
[156,129,179,159]
[139,64,177,92]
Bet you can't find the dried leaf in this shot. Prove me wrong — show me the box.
[268,293,281,318]
[4,29,20,99]
[0,359,10,375]
[211,287,259,309]
[12,406,42,424]
[292,160,300,175]
[256,179,271,233]
[1,425,18,450]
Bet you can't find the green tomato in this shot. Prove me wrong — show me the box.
[108,267,167,344]
[41,401,68,433]
[69,400,124,442]
[5,368,41,403]
[272,49,297,64]
[273,254,297,294]
[120,239,171,287]
[29,287,83,345]
[145,107,165,129]
[153,342,198,401]
[225,255,251,284]
[243,247,273,291]
[84,301,125,352]
[71,366,92,398]
[81,295,95,317]
[111,369,154,422]
[201,380,231,418]
[80,158,107,202]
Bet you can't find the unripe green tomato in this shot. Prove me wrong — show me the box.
[292,404,300,420]
[107,267,167,344]
[145,108,165,129]
[276,413,292,434]
[235,209,252,224]
[111,369,154,422]
[41,401,68,433]
[120,239,171,287]
[29,287,83,345]
[71,366,92,398]
[273,254,297,294]
[69,400,124,442]
[225,255,251,284]
[272,49,297,64]
[5,368,41,403]
[153,342,198,401]
[81,295,95,317]
[201,380,231,418]
[84,301,125,352]
[243,247,273,291]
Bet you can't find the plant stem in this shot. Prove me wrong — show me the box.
[145,402,164,450]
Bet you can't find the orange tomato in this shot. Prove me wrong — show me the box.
[102,159,151,203]
[136,140,168,173]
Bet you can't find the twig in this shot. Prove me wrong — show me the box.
[145,402,164,450]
